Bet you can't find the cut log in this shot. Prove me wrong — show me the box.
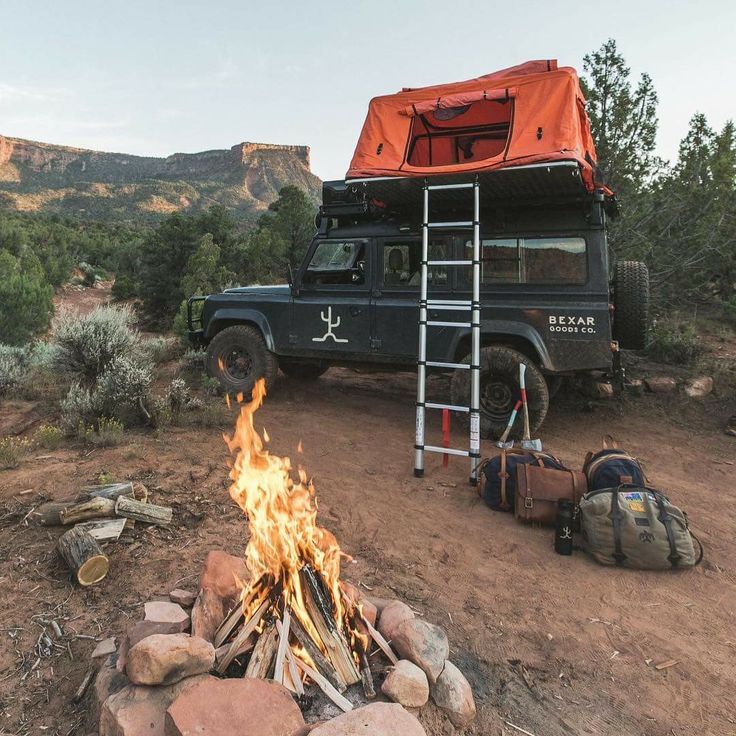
[114,496,172,525]
[57,527,109,586]
[60,497,116,525]
[216,598,270,673]
[74,518,127,542]
[290,611,347,693]
[214,605,244,648]
[244,621,279,679]
[294,657,353,713]
[32,502,73,526]
[301,566,360,686]
[82,482,134,500]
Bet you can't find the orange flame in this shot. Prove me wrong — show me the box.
[223,379,353,649]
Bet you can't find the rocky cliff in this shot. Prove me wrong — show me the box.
[0,136,321,221]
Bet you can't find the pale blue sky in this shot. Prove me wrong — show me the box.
[1,0,733,181]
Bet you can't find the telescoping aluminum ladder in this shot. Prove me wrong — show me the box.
[414,178,481,484]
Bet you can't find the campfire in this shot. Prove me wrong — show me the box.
[211,379,393,709]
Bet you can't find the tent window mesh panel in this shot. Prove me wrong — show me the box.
[406,100,513,167]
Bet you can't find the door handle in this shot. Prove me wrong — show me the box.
[350,306,362,317]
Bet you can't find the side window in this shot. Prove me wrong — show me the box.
[303,241,366,285]
[382,241,449,288]
[462,237,587,285]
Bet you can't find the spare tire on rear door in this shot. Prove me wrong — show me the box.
[612,261,649,350]
[451,346,549,440]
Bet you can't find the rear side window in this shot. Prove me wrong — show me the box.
[382,241,449,287]
[462,237,587,285]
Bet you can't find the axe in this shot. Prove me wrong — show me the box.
[519,363,542,452]
[496,400,522,449]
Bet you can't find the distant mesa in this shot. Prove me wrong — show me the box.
[0,135,321,221]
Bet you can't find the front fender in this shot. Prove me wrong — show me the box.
[205,308,276,352]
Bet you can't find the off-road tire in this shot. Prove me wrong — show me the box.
[279,359,329,380]
[612,261,649,350]
[450,346,549,440]
[205,325,278,396]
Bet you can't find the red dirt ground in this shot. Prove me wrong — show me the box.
[1,364,735,736]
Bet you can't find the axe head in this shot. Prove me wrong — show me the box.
[521,438,543,452]
[495,440,515,449]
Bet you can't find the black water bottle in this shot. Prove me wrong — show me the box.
[554,499,574,556]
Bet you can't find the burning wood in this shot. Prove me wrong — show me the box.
[211,379,387,709]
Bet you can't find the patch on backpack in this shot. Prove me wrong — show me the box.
[623,492,645,513]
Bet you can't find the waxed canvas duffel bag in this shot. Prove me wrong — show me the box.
[515,464,587,525]
[579,485,703,569]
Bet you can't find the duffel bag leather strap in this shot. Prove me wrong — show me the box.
[651,490,682,567]
[498,451,511,511]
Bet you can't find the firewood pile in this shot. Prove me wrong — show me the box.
[31,481,172,585]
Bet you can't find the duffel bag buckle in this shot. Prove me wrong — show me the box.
[525,497,533,509]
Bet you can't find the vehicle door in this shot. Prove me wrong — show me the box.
[372,236,453,359]
[290,238,372,355]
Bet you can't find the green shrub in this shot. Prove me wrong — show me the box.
[0,248,54,345]
[202,374,220,396]
[0,345,29,395]
[141,336,182,365]
[111,274,137,300]
[77,418,126,447]
[647,318,704,364]
[34,424,63,449]
[0,436,32,469]
[51,305,141,384]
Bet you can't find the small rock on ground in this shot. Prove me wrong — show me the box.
[118,621,188,673]
[377,600,415,641]
[144,602,190,633]
[169,589,197,607]
[645,376,677,394]
[164,676,305,736]
[430,660,476,728]
[92,655,128,725]
[91,637,117,659]
[381,659,429,707]
[126,634,214,686]
[190,588,225,643]
[684,376,713,398]
[391,618,449,684]
[309,702,426,736]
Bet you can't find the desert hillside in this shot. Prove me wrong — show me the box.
[0,135,321,221]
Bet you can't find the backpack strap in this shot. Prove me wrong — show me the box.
[651,490,682,568]
[610,487,627,566]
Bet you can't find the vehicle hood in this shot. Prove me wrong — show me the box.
[221,284,290,296]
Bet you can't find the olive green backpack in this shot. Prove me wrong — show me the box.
[579,485,703,569]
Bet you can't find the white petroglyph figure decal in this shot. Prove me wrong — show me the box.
[312,306,348,343]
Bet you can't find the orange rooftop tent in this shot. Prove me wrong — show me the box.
[346,60,606,193]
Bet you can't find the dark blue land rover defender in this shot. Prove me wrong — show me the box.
[188,166,648,438]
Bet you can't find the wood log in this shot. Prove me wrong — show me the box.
[32,502,73,526]
[301,567,360,686]
[363,618,398,665]
[290,611,347,693]
[276,618,304,697]
[114,496,172,525]
[57,527,109,586]
[293,658,353,712]
[72,667,96,703]
[73,518,126,542]
[244,621,278,679]
[60,497,116,525]
[216,598,270,673]
[273,609,291,686]
[82,482,133,500]
[214,606,244,648]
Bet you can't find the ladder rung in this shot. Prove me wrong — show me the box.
[425,445,470,457]
[428,304,470,311]
[426,402,469,412]
[426,299,472,306]
[427,260,472,266]
[427,221,473,229]
[427,320,471,328]
[426,361,469,370]
[427,182,475,191]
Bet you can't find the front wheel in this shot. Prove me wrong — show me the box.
[205,325,278,396]
[450,346,549,440]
